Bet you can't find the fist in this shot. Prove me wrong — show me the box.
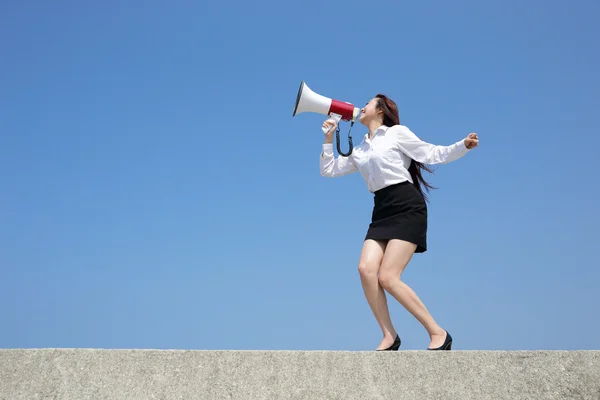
[464,132,479,149]
[322,119,338,136]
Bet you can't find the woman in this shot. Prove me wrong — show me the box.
[320,94,478,351]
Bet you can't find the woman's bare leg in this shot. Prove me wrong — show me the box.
[357,239,397,349]
[377,239,447,349]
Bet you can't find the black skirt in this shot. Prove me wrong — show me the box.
[364,181,428,253]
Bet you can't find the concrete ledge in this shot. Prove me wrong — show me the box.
[1,349,599,399]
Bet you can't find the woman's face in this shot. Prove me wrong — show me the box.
[359,98,381,125]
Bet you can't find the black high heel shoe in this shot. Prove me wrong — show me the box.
[427,331,452,351]
[376,335,401,351]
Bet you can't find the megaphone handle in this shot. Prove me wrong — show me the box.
[322,113,342,134]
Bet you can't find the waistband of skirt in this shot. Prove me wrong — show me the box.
[373,180,412,196]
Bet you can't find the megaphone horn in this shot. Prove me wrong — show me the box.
[292,81,360,157]
[293,81,360,122]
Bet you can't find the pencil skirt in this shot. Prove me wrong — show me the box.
[364,181,428,253]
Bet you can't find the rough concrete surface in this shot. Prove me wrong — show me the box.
[1,349,599,399]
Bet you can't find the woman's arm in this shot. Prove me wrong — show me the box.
[319,118,359,177]
[392,125,472,165]
[320,143,358,177]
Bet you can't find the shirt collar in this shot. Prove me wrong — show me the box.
[364,124,390,140]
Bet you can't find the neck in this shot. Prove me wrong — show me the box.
[367,120,384,137]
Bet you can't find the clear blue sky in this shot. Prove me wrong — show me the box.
[1,0,598,351]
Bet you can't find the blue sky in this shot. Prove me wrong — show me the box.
[1,0,598,351]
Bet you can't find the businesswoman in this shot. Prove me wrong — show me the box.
[320,94,478,351]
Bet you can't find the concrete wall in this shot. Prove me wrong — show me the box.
[1,349,599,399]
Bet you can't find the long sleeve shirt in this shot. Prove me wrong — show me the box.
[319,124,470,193]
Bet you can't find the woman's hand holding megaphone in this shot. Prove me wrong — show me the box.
[322,114,341,144]
[322,119,337,143]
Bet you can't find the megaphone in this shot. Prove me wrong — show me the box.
[292,80,360,156]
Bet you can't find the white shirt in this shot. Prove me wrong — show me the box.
[320,124,470,193]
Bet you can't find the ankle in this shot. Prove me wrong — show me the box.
[429,328,446,338]
[383,330,397,339]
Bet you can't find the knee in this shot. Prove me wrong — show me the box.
[358,262,378,280]
[378,271,398,290]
